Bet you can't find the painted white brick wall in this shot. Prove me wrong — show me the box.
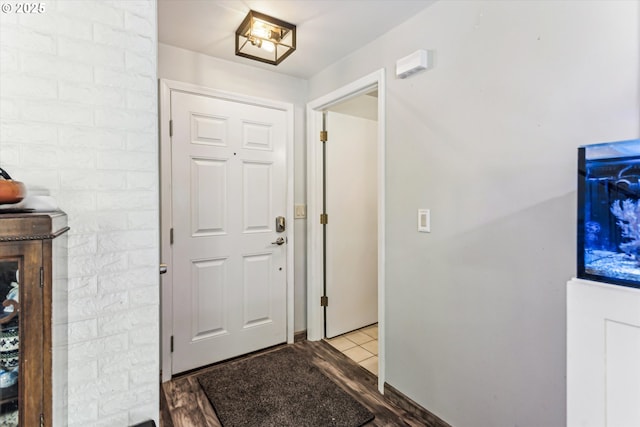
[0,1,159,426]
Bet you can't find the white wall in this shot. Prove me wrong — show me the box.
[158,44,309,332]
[309,1,639,426]
[0,1,159,426]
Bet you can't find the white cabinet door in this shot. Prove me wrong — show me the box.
[170,91,287,374]
[567,278,640,427]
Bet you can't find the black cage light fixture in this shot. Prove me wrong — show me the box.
[235,10,296,66]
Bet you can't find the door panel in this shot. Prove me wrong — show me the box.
[191,258,226,339]
[191,158,227,236]
[243,121,273,150]
[191,113,227,146]
[242,253,273,327]
[243,161,272,232]
[171,91,287,374]
[325,111,378,338]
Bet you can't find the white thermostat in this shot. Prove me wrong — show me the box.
[418,209,430,233]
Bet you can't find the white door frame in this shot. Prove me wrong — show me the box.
[306,69,386,392]
[159,79,295,382]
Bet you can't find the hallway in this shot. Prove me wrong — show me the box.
[160,339,440,426]
[327,324,379,376]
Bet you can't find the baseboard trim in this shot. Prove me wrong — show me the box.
[384,382,452,427]
[294,330,307,343]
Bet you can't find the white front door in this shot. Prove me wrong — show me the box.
[325,110,378,338]
[170,90,288,374]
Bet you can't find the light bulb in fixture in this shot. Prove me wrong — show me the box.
[251,22,271,40]
[261,40,275,52]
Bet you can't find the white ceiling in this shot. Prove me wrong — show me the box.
[157,0,436,79]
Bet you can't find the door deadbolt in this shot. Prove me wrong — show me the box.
[275,216,286,232]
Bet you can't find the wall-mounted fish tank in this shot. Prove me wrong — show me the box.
[578,139,640,288]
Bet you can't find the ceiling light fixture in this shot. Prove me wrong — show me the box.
[235,10,296,66]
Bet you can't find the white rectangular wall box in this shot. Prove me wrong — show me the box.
[396,50,429,79]
[418,209,430,232]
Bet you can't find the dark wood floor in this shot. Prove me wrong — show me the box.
[161,339,439,426]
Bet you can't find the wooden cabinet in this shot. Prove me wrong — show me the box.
[0,212,68,427]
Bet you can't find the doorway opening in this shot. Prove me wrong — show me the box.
[322,91,379,376]
[306,69,386,391]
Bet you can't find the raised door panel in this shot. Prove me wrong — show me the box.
[191,258,228,340]
[242,161,272,233]
[190,158,228,237]
[242,254,273,328]
[242,121,273,151]
[191,114,228,147]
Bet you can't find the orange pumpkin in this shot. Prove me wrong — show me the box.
[0,168,26,205]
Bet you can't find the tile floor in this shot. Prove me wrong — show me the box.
[326,324,378,376]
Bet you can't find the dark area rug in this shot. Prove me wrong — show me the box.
[197,346,374,427]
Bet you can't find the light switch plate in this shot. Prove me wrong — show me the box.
[295,204,306,219]
[418,209,430,232]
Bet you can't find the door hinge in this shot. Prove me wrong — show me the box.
[39,267,44,288]
[169,120,173,137]
[320,130,328,142]
[320,296,328,307]
[320,213,328,225]
[40,413,44,427]
[170,228,174,245]
[170,335,174,353]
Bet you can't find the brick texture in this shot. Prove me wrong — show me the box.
[0,1,159,425]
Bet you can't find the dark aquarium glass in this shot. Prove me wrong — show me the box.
[578,139,640,288]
